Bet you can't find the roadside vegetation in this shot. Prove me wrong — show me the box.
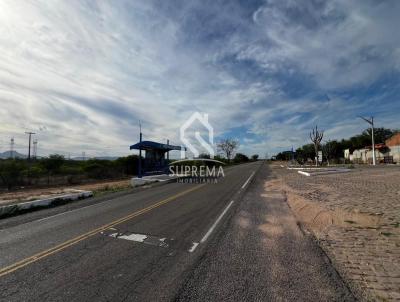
[275,127,399,164]
[0,155,140,190]
[0,139,258,191]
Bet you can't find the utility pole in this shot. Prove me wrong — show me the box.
[360,116,376,165]
[138,121,142,178]
[291,145,295,162]
[25,132,35,161]
[167,139,170,161]
[10,137,15,159]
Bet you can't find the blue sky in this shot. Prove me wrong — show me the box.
[0,0,399,158]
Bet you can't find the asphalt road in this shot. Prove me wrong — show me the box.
[176,164,355,302]
[0,162,354,301]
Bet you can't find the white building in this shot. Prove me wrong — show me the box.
[347,133,400,164]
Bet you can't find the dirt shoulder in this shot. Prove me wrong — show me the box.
[270,164,400,301]
[177,163,354,301]
[0,178,131,205]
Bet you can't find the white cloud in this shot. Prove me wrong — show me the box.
[0,0,399,157]
[244,0,400,89]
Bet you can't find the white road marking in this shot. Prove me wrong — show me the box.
[298,171,311,176]
[15,164,251,228]
[36,207,83,222]
[110,233,148,242]
[33,182,180,224]
[200,200,234,243]
[241,171,255,189]
[36,199,111,222]
[188,242,199,253]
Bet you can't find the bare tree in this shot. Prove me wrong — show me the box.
[217,138,239,163]
[310,125,324,166]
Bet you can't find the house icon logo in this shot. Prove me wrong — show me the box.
[180,112,215,159]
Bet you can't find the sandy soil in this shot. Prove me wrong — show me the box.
[266,178,382,237]
[270,164,400,301]
[0,178,131,205]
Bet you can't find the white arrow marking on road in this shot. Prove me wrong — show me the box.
[188,242,199,253]
[110,233,148,242]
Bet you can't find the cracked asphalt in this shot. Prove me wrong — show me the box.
[0,162,354,301]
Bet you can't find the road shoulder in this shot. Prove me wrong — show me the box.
[176,164,355,301]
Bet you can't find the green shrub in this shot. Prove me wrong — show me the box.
[0,160,28,190]
[233,153,249,163]
[59,165,83,175]
[40,154,65,175]
[67,175,82,185]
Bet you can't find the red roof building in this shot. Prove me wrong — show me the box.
[386,133,400,147]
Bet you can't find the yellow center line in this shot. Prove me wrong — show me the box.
[0,184,205,278]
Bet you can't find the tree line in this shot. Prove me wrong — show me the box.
[0,138,258,190]
[0,155,140,190]
[275,127,398,164]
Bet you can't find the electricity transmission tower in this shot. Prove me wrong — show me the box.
[360,116,376,166]
[25,132,35,161]
[310,125,324,166]
[33,139,38,159]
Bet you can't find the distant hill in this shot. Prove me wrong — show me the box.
[0,150,27,159]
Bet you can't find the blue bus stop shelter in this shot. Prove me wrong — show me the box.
[130,140,183,177]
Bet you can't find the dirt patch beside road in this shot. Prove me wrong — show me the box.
[271,165,400,301]
[0,178,131,205]
[266,178,382,237]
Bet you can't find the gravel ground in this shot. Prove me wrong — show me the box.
[274,165,400,301]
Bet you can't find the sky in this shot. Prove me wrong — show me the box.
[0,0,399,158]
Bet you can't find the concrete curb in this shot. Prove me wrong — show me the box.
[288,166,349,170]
[131,177,177,187]
[297,169,352,177]
[289,167,328,170]
[0,190,93,219]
